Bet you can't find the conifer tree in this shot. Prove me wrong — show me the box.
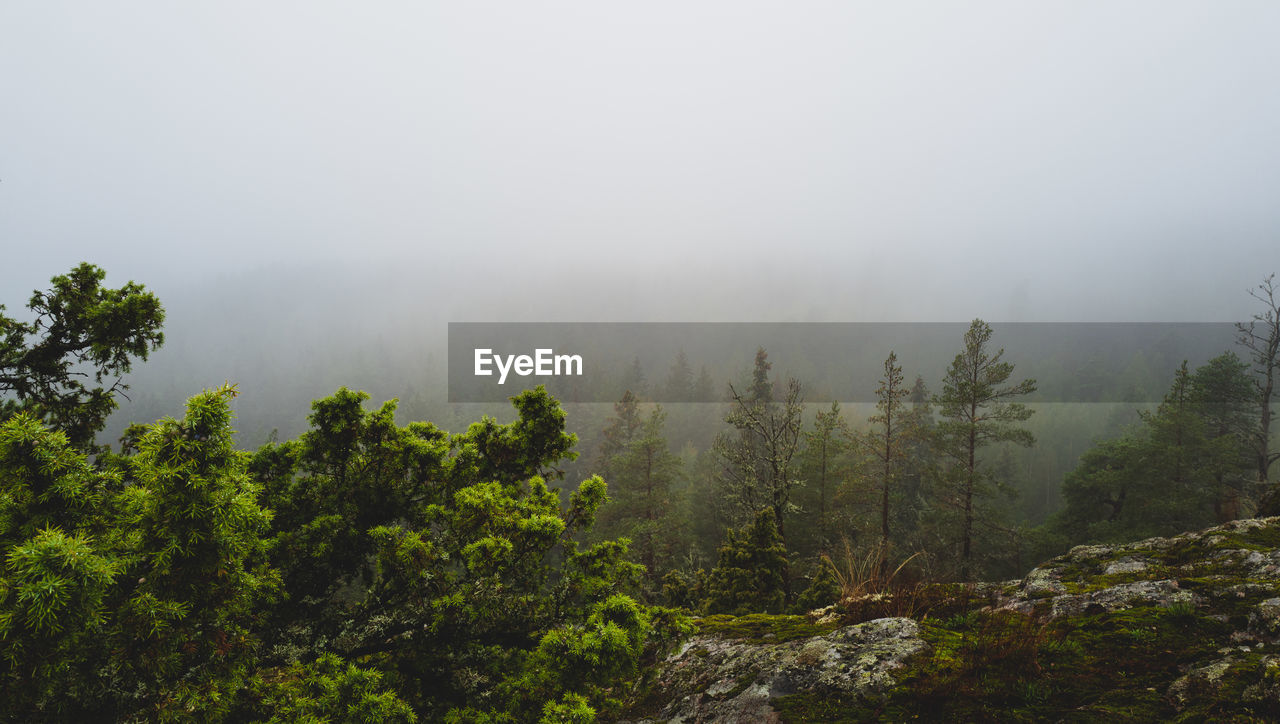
[1238,274,1280,506]
[1190,351,1256,519]
[1051,355,1252,547]
[869,352,910,559]
[664,350,694,402]
[935,320,1037,581]
[693,365,718,403]
[714,348,804,548]
[597,389,643,479]
[703,509,787,615]
[797,401,851,556]
[0,263,165,449]
[595,403,682,591]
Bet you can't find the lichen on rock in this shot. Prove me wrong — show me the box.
[630,617,928,722]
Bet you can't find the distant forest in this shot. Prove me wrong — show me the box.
[1,263,1277,721]
[103,269,1280,584]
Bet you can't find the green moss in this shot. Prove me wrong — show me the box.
[774,692,874,723]
[720,674,757,701]
[855,601,1250,721]
[695,613,839,644]
[652,521,1280,721]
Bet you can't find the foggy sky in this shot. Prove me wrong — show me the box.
[3,2,1280,324]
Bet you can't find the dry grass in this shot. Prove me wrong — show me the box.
[822,539,923,598]
[820,539,931,621]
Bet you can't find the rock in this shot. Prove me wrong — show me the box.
[630,517,1280,721]
[1103,556,1150,575]
[1251,598,1280,638]
[638,618,928,722]
[1167,656,1237,710]
[1022,567,1067,598]
[1042,580,1198,619]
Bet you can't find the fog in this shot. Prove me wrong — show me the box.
[4,2,1279,318]
[3,2,1280,445]
[3,1,1280,591]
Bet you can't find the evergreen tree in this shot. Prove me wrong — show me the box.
[595,404,683,593]
[620,357,647,400]
[1050,355,1253,547]
[935,320,1037,581]
[1,386,283,720]
[796,401,851,557]
[868,352,910,560]
[693,365,718,402]
[1238,274,1280,508]
[898,376,936,551]
[253,385,688,721]
[714,348,805,548]
[703,509,787,615]
[0,263,165,449]
[597,389,643,480]
[1189,352,1255,520]
[1136,361,1218,531]
[664,350,694,402]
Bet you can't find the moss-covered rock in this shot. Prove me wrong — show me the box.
[626,517,1280,722]
[625,616,928,722]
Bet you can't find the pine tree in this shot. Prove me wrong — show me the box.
[620,357,647,400]
[798,402,851,556]
[597,389,643,480]
[0,263,165,449]
[1137,361,1218,531]
[664,350,694,402]
[1238,274,1280,508]
[595,405,682,591]
[935,320,1037,581]
[869,352,910,560]
[1189,352,1255,520]
[714,348,804,548]
[1050,354,1252,547]
[693,365,718,402]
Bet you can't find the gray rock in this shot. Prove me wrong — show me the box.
[1167,656,1237,710]
[1103,556,1150,575]
[1045,580,1198,619]
[643,617,928,723]
[1251,598,1280,638]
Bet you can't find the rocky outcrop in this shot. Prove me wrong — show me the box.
[630,617,928,722]
[628,517,1280,722]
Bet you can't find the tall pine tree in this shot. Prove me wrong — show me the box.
[935,320,1037,581]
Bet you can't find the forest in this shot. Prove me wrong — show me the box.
[1,263,1278,721]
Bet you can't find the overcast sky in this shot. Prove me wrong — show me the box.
[3,2,1279,323]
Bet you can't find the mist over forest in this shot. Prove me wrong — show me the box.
[5,2,1280,721]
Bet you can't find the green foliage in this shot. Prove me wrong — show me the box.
[694,612,838,644]
[1051,354,1257,549]
[594,398,682,594]
[249,385,683,721]
[934,319,1037,580]
[792,401,853,559]
[704,509,788,615]
[1,373,685,722]
[0,411,117,546]
[0,263,164,448]
[248,654,417,723]
[794,559,841,612]
[660,567,706,610]
[0,386,280,721]
[869,352,910,548]
[714,348,805,549]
